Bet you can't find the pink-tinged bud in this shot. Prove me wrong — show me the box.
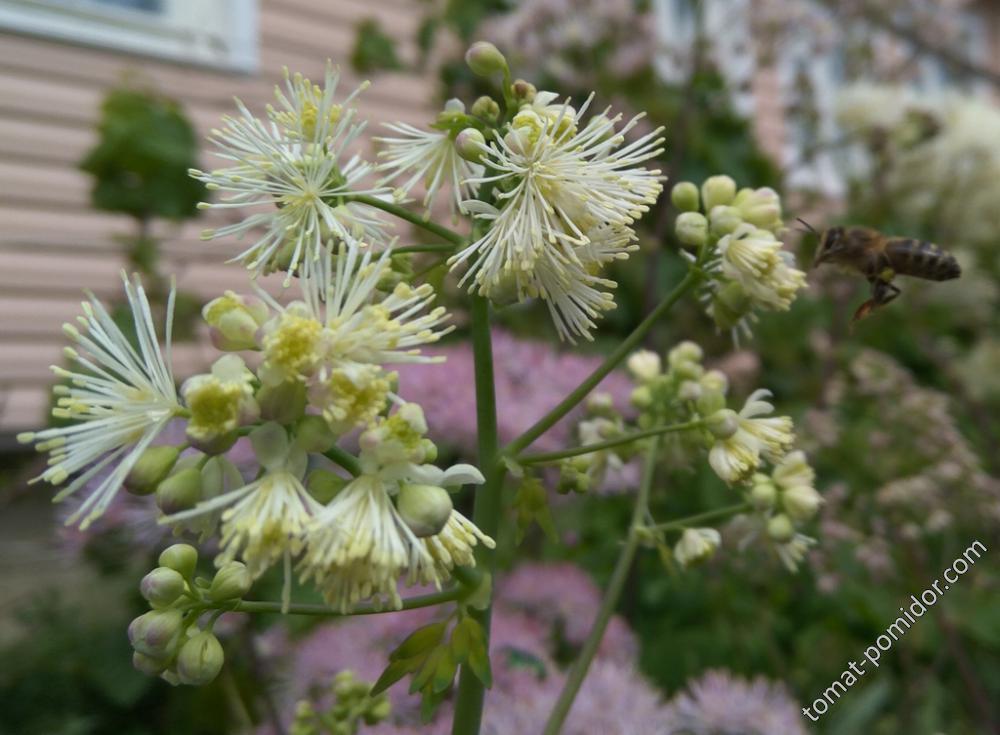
[455,128,487,164]
[140,566,186,607]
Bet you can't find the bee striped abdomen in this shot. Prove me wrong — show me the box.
[885,238,961,281]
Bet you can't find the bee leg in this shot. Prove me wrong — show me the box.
[873,280,901,306]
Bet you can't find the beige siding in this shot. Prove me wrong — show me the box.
[0,0,434,432]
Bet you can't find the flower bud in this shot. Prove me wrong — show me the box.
[733,187,782,232]
[465,41,508,77]
[630,385,653,410]
[295,414,336,453]
[159,544,198,579]
[257,380,308,424]
[706,409,739,439]
[701,175,737,210]
[586,391,615,416]
[133,650,167,676]
[750,474,777,510]
[129,609,184,657]
[782,485,823,522]
[125,445,180,496]
[677,380,703,402]
[471,95,500,122]
[249,421,290,471]
[700,369,729,395]
[767,513,795,543]
[670,181,700,212]
[202,292,268,351]
[668,341,703,367]
[674,527,721,567]
[140,566,186,607]
[695,388,726,416]
[711,281,751,331]
[627,349,662,383]
[306,469,348,503]
[396,484,453,537]
[511,78,536,103]
[675,212,708,249]
[176,631,225,686]
[708,205,742,238]
[156,467,203,515]
[455,127,487,164]
[208,561,253,602]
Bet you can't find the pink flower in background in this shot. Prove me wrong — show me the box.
[395,329,633,455]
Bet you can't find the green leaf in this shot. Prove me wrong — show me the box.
[431,646,457,694]
[351,19,403,74]
[409,646,446,694]
[513,476,558,544]
[370,658,418,696]
[389,621,447,662]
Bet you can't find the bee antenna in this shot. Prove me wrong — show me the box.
[796,217,818,235]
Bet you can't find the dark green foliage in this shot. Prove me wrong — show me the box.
[351,19,403,74]
[79,87,205,221]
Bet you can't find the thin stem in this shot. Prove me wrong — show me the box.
[350,194,466,247]
[323,445,361,477]
[389,242,457,255]
[451,294,504,735]
[651,501,752,532]
[223,587,461,617]
[504,271,701,457]
[517,420,705,465]
[542,437,662,735]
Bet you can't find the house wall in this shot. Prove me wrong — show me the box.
[0,0,435,434]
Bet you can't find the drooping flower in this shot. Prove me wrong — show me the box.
[449,95,663,341]
[18,273,181,529]
[716,225,807,312]
[160,423,321,579]
[674,527,722,567]
[708,389,794,485]
[191,64,391,281]
[254,242,451,432]
[376,100,484,214]
[772,450,823,522]
[300,404,494,612]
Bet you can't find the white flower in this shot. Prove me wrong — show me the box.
[376,101,483,214]
[161,423,321,579]
[191,64,391,282]
[300,407,493,612]
[674,527,722,567]
[775,533,817,572]
[708,389,794,485]
[627,349,662,383]
[181,355,259,445]
[717,225,806,312]
[255,242,451,431]
[449,96,663,341]
[18,273,181,529]
[773,450,822,522]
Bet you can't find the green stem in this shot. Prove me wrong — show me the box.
[224,587,461,616]
[323,445,361,477]
[451,294,504,735]
[651,501,752,532]
[351,194,466,247]
[389,242,458,255]
[517,420,705,465]
[542,437,662,735]
[504,271,701,457]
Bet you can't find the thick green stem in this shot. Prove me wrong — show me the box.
[222,588,461,616]
[542,437,663,735]
[451,294,504,735]
[351,194,466,247]
[652,501,752,532]
[503,271,701,457]
[517,420,705,465]
[323,445,361,477]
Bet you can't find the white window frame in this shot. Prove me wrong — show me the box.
[0,0,258,72]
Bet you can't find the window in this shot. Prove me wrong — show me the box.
[0,0,258,72]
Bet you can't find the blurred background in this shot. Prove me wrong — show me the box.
[1,1,999,733]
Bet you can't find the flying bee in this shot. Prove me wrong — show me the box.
[806,222,961,322]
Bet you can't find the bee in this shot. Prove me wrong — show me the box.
[807,222,961,322]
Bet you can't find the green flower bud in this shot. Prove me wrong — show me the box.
[257,380,308,424]
[125,446,180,495]
[668,340,703,367]
[670,181,700,212]
[156,467,203,515]
[708,205,742,238]
[782,484,823,522]
[418,438,438,464]
[701,175,737,210]
[706,409,739,439]
[129,609,184,657]
[675,212,708,248]
[208,560,253,602]
[696,388,727,417]
[176,631,225,686]
[250,421,290,471]
[202,291,268,351]
[767,513,796,543]
[471,95,500,122]
[750,474,777,510]
[396,484,453,537]
[672,360,704,382]
[455,128,487,164]
[133,650,168,676]
[733,186,782,232]
[159,544,198,579]
[711,281,751,331]
[306,468,349,503]
[511,78,536,103]
[677,380,703,402]
[700,369,729,396]
[295,414,336,453]
[364,694,392,724]
[465,41,508,77]
[140,566,186,607]
[630,385,653,409]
